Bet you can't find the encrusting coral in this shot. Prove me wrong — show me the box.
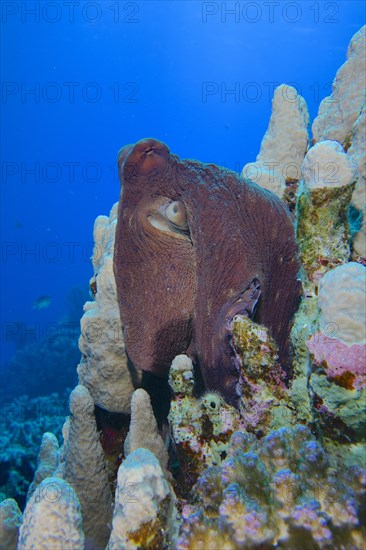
[305,262,366,466]
[168,355,244,485]
[3,25,366,550]
[232,315,294,434]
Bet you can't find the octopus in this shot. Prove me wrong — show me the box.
[114,138,302,407]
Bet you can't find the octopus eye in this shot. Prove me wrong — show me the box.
[165,201,188,231]
[146,198,190,240]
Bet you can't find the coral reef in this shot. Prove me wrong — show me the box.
[27,432,60,500]
[312,25,366,262]
[348,106,366,258]
[232,315,294,434]
[168,355,244,485]
[305,262,366,466]
[312,26,365,145]
[2,25,365,550]
[2,327,79,400]
[0,393,67,509]
[1,285,88,402]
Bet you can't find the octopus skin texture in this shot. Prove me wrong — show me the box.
[113,138,302,406]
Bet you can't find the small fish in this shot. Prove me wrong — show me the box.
[33,296,51,310]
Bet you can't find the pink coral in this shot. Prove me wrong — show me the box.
[307,331,366,390]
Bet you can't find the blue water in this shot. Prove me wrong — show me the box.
[1,0,365,371]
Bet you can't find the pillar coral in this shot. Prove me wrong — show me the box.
[242,84,309,210]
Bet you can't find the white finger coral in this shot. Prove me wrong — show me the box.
[0,498,22,550]
[77,203,139,413]
[62,385,113,550]
[302,140,357,190]
[27,432,60,501]
[108,448,177,549]
[242,84,309,204]
[318,262,366,346]
[124,389,169,477]
[312,25,366,145]
[17,477,84,550]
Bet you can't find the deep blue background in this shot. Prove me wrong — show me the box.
[1,1,365,367]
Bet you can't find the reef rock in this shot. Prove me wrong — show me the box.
[233,315,294,434]
[297,140,356,283]
[168,355,244,485]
